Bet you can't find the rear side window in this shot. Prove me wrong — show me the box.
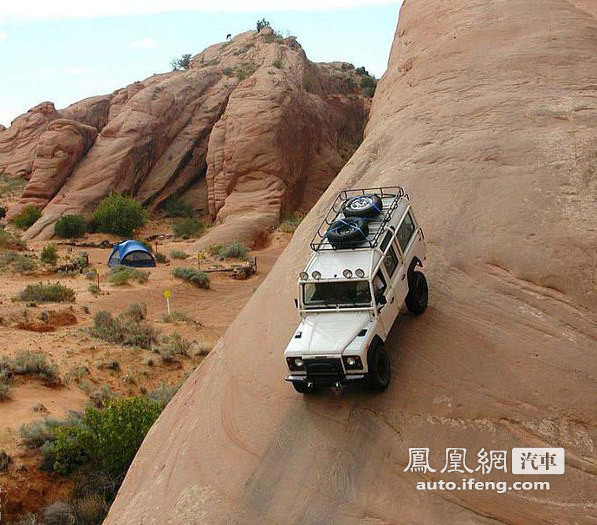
[383,246,399,277]
[397,212,415,252]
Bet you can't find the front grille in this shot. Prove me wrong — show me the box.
[304,358,344,376]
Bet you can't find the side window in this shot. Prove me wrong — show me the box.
[397,212,416,252]
[383,246,399,277]
[379,229,394,252]
[372,270,387,298]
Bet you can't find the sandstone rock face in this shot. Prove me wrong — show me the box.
[106,1,596,524]
[6,119,97,220]
[0,30,368,241]
[0,102,60,178]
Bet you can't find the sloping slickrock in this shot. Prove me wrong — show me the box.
[0,102,59,178]
[17,30,368,241]
[6,119,97,220]
[106,1,597,523]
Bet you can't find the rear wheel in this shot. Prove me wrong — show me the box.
[367,343,391,391]
[405,271,428,315]
[292,381,317,394]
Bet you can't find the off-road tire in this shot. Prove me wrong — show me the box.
[367,343,391,391]
[342,194,383,218]
[326,218,369,248]
[405,271,428,315]
[292,381,317,394]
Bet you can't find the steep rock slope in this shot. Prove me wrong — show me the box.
[0,30,368,242]
[107,1,597,523]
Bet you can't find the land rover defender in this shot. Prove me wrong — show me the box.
[284,187,428,394]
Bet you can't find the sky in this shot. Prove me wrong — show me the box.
[0,1,401,127]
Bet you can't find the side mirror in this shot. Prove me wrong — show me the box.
[294,298,298,308]
[377,295,387,305]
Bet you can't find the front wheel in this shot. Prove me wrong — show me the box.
[367,343,391,391]
[292,381,317,394]
[405,271,428,315]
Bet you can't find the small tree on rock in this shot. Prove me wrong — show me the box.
[256,18,271,32]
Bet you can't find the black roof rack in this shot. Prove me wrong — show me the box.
[310,186,408,251]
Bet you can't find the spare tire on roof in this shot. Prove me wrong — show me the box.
[342,194,383,218]
[326,217,369,248]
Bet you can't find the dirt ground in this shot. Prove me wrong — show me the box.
[0,218,290,518]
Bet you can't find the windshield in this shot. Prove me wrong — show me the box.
[303,280,372,309]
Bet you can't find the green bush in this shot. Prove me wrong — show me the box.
[0,174,27,197]
[18,282,76,303]
[0,227,26,250]
[2,351,60,385]
[0,372,10,400]
[52,397,163,476]
[272,59,283,69]
[171,267,210,289]
[40,244,58,265]
[0,251,37,273]
[88,283,100,296]
[92,194,147,237]
[20,412,83,449]
[169,250,189,259]
[54,214,87,239]
[89,304,157,349]
[206,243,223,256]
[154,252,168,263]
[147,382,180,405]
[161,197,195,218]
[278,214,303,233]
[218,241,248,259]
[108,265,150,285]
[155,333,192,363]
[172,217,204,239]
[12,205,41,229]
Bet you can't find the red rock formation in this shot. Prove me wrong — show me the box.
[0,30,369,241]
[105,1,597,523]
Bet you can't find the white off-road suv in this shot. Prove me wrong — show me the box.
[284,187,428,394]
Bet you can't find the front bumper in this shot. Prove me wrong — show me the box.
[285,356,366,387]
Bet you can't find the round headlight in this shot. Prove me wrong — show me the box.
[343,269,353,279]
[355,268,365,278]
[346,357,357,366]
[295,358,304,368]
[299,272,309,280]
[312,271,321,280]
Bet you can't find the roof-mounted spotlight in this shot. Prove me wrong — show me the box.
[355,268,365,278]
[343,269,353,278]
[311,271,322,280]
[299,272,309,280]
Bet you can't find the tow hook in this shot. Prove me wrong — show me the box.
[334,381,342,391]
[308,382,314,389]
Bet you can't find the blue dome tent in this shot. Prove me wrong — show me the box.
[108,240,156,268]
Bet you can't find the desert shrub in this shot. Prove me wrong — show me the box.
[193,341,213,356]
[92,194,147,237]
[206,243,223,256]
[88,283,100,296]
[43,501,76,525]
[0,449,12,471]
[171,267,210,289]
[154,252,168,263]
[222,67,234,77]
[4,351,60,385]
[256,17,270,32]
[0,372,10,400]
[89,304,157,349]
[278,213,303,233]
[54,214,86,239]
[162,197,194,218]
[89,385,116,409]
[218,241,248,259]
[0,227,26,250]
[18,282,75,303]
[0,173,27,197]
[170,250,189,259]
[147,382,180,405]
[360,73,377,97]
[172,217,204,239]
[52,397,163,476]
[235,62,257,81]
[72,493,109,525]
[272,59,283,69]
[170,53,192,71]
[40,244,58,265]
[0,251,37,273]
[12,205,41,229]
[20,412,83,449]
[108,265,149,285]
[155,333,192,363]
[162,311,194,324]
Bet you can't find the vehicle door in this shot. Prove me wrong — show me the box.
[373,255,401,334]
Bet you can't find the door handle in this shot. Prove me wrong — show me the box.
[401,274,406,280]
[390,296,395,303]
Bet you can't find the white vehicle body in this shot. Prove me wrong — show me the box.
[284,187,427,391]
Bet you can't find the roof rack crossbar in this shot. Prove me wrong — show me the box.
[309,186,407,251]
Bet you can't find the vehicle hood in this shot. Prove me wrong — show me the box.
[288,311,371,355]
